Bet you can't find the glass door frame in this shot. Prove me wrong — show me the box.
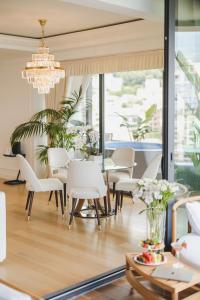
[163,0,176,248]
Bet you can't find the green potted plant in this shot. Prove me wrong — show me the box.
[10,86,84,164]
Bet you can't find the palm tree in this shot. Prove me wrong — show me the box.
[11,86,84,163]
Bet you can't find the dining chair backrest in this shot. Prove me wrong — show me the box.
[111,148,135,177]
[48,148,71,169]
[67,160,106,197]
[142,154,162,179]
[16,154,42,191]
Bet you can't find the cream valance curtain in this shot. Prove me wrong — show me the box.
[62,49,164,76]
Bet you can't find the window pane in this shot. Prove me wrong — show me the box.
[104,71,163,178]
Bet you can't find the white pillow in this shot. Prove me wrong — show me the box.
[0,284,31,300]
[186,201,200,236]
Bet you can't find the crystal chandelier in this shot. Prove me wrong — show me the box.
[22,19,65,94]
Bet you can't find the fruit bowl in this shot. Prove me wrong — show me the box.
[134,252,167,266]
[140,239,165,251]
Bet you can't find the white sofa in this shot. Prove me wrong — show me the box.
[0,192,6,262]
[172,196,200,270]
[179,234,200,270]
[0,284,32,300]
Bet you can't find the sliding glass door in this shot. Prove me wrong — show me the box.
[173,0,200,238]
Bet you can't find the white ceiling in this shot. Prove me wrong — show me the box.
[0,49,29,60]
[0,0,137,38]
[0,0,164,62]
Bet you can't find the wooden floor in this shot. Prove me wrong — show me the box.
[75,278,195,300]
[76,278,144,300]
[0,179,146,298]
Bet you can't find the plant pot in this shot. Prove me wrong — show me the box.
[146,207,166,244]
[88,155,103,165]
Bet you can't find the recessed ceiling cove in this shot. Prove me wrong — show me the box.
[0,0,137,38]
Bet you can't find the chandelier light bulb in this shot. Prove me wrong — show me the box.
[22,19,65,94]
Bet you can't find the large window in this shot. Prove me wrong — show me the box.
[104,71,163,143]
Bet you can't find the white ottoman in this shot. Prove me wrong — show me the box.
[0,192,6,262]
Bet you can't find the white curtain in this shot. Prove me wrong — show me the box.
[67,75,91,98]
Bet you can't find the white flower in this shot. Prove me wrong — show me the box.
[88,130,99,144]
[135,179,177,209]
[160,184,167,192]
[154,192,162,200]
[138,179,144,186]
[74,135,86,150]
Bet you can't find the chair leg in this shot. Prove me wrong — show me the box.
[59,190,64,218]
[27,191,34,221]
[69,198,77,229]
[64,183,67,207]
[55,191,58,208]
[48,191,53,204]
[113,183,116,198]
[94,199,101,230]
[25,191,31,210]
[120,191,124,210]
[115,191,120,215]
[103,196,107,216]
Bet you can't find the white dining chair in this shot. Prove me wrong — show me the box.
[104,148,135,194]
[67,160,107,230]
[115,154,162,214]
[48,147,71,206]
[17,154,64,220]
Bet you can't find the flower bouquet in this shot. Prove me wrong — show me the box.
[135,179,178,250]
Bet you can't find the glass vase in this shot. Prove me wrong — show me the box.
[146,207,166,244]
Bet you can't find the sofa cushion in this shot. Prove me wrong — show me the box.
[179,233,200,270]
[186,201,200,235]
[0,284,31,300]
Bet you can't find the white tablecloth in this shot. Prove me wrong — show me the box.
[0,192,6,262]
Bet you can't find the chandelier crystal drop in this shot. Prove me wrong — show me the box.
[22,19,65,94]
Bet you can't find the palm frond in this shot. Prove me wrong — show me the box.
[36,145,49,164]
[10,121,45,145]
[31,109,62,122]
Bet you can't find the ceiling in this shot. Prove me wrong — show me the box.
[0,49,30,60]
[0,0,137,38]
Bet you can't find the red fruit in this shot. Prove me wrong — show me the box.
[143,252,152,263]
[182,242,187,249]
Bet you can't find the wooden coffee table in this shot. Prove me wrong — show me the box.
[126,252,200,300]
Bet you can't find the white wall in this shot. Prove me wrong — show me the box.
[0,58,45,179]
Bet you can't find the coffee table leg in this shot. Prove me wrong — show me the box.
[171,293,178,300]
[125,269,161,300]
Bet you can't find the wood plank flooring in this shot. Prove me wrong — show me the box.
[75,278,195,300]
[0,179,146,298]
